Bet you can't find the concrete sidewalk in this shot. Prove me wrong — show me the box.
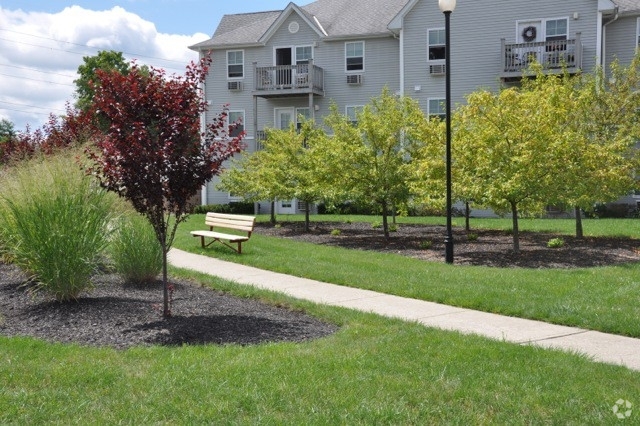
[169,248,640,372]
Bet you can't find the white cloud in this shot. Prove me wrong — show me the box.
[0,6,209,131]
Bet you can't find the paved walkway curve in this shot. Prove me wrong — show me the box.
[169,248,640,372]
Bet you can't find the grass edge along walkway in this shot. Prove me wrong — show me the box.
[169,248,640,372]
[173,215,640,339]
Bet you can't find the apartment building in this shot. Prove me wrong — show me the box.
[190,0,640,213]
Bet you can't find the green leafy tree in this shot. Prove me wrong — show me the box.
[454,81,561,253]
[219,118,327,231]
[324,88,429,240]
[0,118,15,142]
[554,59,640,237]
[74,50,131,111]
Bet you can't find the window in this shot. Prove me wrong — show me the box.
[296,108,311,130]
[545,19,568,41]
[346,41,364,71]
[227,50,244,78]
[296,46,313,65]
[346,105,363,125]
[296,46,313,77]
[428,29,446,61]
[228,110,244,137]
[428,99,446,120]
[637,18,640,48]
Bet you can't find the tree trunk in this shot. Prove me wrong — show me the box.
[382,201,390,241]
[574,206,584,239]
[304,201,310,233]
[511,201,520,254]
[270,200,276,225]
[162,243,170,317]
[465,201,471,232]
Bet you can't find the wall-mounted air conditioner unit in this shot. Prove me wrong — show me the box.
[346,74,363,85]
[429,64,446,75]
[227,81,243,91]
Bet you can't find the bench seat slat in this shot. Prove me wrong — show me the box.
[190,230,249,242]
[191,212,256,253]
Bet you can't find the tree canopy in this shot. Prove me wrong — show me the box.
[74,50,131,111]
[85,56,244,316]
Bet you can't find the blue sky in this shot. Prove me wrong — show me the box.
[0,1,297,131]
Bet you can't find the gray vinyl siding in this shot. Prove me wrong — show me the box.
[604,16,638,69]
[198,0,629,209]
[403,0,600,108]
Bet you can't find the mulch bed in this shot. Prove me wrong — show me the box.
[2,220,638,349]
[253,221,640,268]
[0,264,337,350]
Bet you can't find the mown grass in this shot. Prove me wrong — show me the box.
[1,269,639,424]
[174,214,640,337]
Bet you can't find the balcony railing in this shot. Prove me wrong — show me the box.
[501,33,582,77]
[253,61,324,97]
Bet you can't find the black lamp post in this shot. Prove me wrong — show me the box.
[439,0,456,264]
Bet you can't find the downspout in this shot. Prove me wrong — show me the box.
[600,7,620,68]
[399,28,405,96]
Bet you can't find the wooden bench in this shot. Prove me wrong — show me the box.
[190,212,256,254]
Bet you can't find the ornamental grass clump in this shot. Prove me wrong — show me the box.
[0,152,116,301]
[109,212,162,284]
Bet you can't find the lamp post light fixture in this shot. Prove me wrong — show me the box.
[439,0,456,264]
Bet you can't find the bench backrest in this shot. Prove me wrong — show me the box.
[205,212,255,234]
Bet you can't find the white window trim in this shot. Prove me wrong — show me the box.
[636,18,640,48]
[345,105,364,123]
[345,41,365,73]
[427,98,446,118]
[427,27,446,63]
[514,18,570,41]
[295,45,314,64]
[543,17,569,40]
[227,109,245,137]
[226,50,244,79]
[296,107,311,125]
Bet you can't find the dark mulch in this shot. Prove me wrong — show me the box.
[254,221,640,269]
[0,264,338,350]
[2,220,639,350]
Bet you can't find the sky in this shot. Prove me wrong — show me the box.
[0,1,296,132]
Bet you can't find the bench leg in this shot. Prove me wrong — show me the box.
[237,242,242,254]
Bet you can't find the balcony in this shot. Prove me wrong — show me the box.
[501,33,582,79]
[253,61,325,98]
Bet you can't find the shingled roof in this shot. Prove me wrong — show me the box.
[613,0,640,14]
[190,0,410,50]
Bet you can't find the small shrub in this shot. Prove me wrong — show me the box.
[109,212,162,284]
[0,152,116,301]
[372,221,382,229]
[467,233,479,241]
[389,224,398,232]
[547,237,565,248]
[420,240,433,250]
[330,229,341,236]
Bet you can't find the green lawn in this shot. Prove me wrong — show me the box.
[1,269,639,424]
[174,215,640,338]
[2,215,640,423]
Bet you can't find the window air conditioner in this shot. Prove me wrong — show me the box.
[346,74,363,85]
[227,81,243,91]
[429,64,446,75]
